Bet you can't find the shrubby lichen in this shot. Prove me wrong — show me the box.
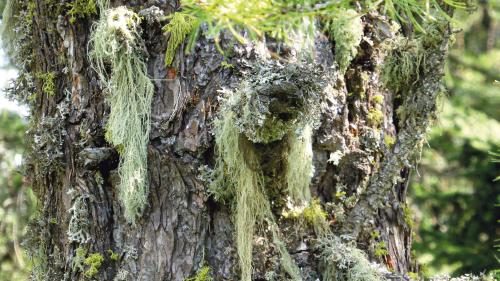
[317,235,384,281]
[89,6,154,224]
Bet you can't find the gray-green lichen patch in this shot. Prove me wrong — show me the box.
[221,61,323,144]
[317,235,387,281]
[67,195,91,244]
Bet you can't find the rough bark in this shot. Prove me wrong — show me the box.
[6,0,452,280]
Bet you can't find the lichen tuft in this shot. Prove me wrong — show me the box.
[89,6,154,224]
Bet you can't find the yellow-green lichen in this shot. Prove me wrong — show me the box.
[83,253,104,278]
[372,94,384,105]
[35,72,56,96]
[402,204,415,228]
[185,266,212,281]
[66,0,97,24]
[408,272,419,280]
[384,135,396,148]
[163,12,199,66]
[367,108,383,127]
[108,249,119,261]
[374,241,388,258]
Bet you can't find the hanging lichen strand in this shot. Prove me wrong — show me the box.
[89,6,154,224]
[211,62,323,280]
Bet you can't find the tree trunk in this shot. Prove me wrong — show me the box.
[5,0,452,280]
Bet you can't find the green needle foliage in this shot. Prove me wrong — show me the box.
[89,6,154,224]
[163,12,199,66]
[163,0,469,66]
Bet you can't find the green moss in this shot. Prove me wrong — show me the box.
[35,72,56,96]
[402,204,415,228]
[384,135,396,148]
[89,6,154,224]
[374,241,388,258]
[303,199,329,236]
[84,253,104,278]
[163,12,199,66]
[185,266,212,281]
[66,0,97,24]
[367,108,383,127]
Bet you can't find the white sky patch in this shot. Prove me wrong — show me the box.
[0,37,28,116]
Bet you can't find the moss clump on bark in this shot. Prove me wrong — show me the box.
[89,6,154,224]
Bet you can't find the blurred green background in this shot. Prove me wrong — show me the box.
[0,1,498,280]
[410,1,500,277]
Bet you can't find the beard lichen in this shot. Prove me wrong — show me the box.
[210,62,325,280]
[89,6,154,224]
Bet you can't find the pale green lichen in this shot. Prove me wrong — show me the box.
[0,0,17,55]
[72,247,87,272]
[67,195,90,244]
[327,9,364,74]
[212,97,303,281]
[163,12,199,66]
[89,6,154,224]
[285,125,314,203]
